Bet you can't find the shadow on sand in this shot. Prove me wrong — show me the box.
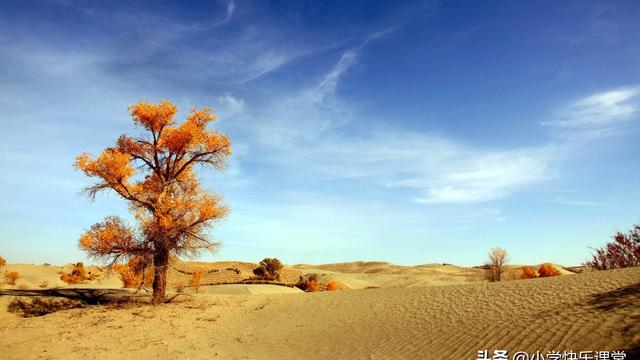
[585,283,640,312]
[584,282,640,359]
[0,288,147,305]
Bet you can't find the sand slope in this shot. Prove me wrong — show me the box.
[1,267,638,359]
[292,261,485,288]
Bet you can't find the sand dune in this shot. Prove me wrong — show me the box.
[1,266,638,359]
[293,261,486,288]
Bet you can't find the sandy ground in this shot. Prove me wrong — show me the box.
[1,266,638,360]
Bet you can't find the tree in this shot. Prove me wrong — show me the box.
[486,247,509,282]
[190,270,204,293]
[585,222,640,270]
[253,258,283,280]
[75,100,231,304]
[4,271,20,285]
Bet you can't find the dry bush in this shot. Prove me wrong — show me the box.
[325,280,338,291]
[8,297,84,317]
[538,264,561,277]
[113,257,154,288]
[4,271,20,285]
[226,267,241,274]
[521,266,537,279]
[295,274,320,292]
[59,262,90,284]
[38,280,49,288]
[0,256,6,268]
[113,264,140,288]
[485,247,508,282]
[305,279,318,292]
[191,270,204,293]
[253,258,283,280]
[585,223,640,270]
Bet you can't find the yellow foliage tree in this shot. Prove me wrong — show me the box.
[5,271,20,285]
[190,270,204,292]
[75,100,231,303]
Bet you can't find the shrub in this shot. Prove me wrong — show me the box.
[485,247,508,282]
[4,271,20,285]
[521,266,537,279]
[7,297,84,317]
[538,264,561,277]
[59,262,89,284]
[38,280,49,288]
[191,270,204,293]
[226,267,241,274]
[253,258,283,280]
[326,280,338,291]
[305,279,318,292]
[0,256,6,268]
[585,223,640,270]
[113,257,153,288]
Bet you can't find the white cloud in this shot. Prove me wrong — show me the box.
[233,31,559,204]
[225,0,236,22]
[216,94,245,118]
[547,197,601,207]
[549,86,640,128]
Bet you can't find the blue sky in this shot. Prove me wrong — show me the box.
[1,0,639,266]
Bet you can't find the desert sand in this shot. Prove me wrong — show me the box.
[0,262,638,359]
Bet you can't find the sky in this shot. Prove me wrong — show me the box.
[1,0,639,266]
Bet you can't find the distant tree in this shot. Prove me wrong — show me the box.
[538,263,561,277]
[4,271,20,285]
[486,247,509,282]
[75,100,231,304]
[59,262,90,284]
[585,222,640,270]
[0,256,5,269]
[191,270,204,292]
[253,258,283,280]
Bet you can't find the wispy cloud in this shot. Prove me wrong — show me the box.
[216,94,245,119]
[547,197,601,207]
[313,27,397,96]
[548,86,640,128]
[225,0,236,23]
[234,29,560,205]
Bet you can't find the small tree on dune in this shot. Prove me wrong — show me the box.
[538,263,561,277]
[191,270,204,292]
[253,258,283,280]
[521,266,537,279]
[585,222,640,270]
[486,247,509,282]
[4,271,20,285]
[59,262,91,284]
[75,100,231,304]
[0,256,6,269]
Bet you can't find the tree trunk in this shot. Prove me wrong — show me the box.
[152,248,169,304]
